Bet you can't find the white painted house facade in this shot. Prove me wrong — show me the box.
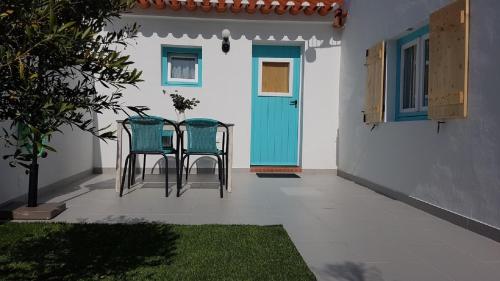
[338,0,500,235]
[2,0,500,239]
[94,1,343,171]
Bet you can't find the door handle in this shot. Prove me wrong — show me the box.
[289,100,298,108]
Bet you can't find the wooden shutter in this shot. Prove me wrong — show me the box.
[428,0,469,120]
[364,41,385,124]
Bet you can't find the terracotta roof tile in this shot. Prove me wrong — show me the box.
[136,0,344,17]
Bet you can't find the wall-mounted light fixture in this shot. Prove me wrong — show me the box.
[332,8,347,29]
[222,29,230,54]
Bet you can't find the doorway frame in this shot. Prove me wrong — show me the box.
[250,42,305,167]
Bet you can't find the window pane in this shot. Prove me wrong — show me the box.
[402,45,416,109]
[262,62,290,93]
[423,39,429,107]
[171,56,196,79]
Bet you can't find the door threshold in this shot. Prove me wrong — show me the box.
[250,166,302,173]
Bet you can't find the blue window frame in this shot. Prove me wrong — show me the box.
[396,26,429,121]
[161,46,202,87]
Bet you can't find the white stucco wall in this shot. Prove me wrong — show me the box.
[338,0,500,228]
[0,122,93,204]
[94,12,341,170]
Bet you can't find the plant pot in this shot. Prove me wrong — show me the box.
[176,110,186,122]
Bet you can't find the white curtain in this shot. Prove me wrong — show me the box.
[171,57,196,79]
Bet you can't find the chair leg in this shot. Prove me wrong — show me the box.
[221,133,226,185]
[120,154,131,197]
[127,154,134,189]
[225,153,229,190]
[220,156,225,185]
[142,154,146,181]
[222,153,225,186]
[221,154,226,185]
[179,154,186,191]
[163,154,169,197]
[175,153,180,197]
[217,156,223,198]
[128,154,134,190]
[184,155,190,184]
[185,155,190,181]
[131,154,137,186]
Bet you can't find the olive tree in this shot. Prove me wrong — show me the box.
[0,0,146,207]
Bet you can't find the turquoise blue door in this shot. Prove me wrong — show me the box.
[251,45,301,166]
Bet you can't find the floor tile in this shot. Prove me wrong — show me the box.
[30,171,500,281]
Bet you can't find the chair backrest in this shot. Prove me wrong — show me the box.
[184,118,219,153]
[162,130,174,148]
[127,116,164,153]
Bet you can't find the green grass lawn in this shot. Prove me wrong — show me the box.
[0,222,315,281]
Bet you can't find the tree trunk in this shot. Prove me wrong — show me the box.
[27,135,40,207]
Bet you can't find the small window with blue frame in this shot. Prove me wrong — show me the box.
[396,26,429,121]
[162,46,202,87]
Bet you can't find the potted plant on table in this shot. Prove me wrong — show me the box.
[164,90,200,122]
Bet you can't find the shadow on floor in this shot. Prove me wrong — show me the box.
[322,262,384,281]
[38,174,116,204]
[0,223,179,280]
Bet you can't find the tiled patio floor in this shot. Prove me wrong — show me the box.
[39,170,500,281]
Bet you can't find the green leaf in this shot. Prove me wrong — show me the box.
[60,103,75,113]
[49,0,56,31]
[81,27,92,39]
[18,59,25,79]
[57,21,75,33]
[0,9,13,18]
[0,0,147,167]
[42,144,57,153]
